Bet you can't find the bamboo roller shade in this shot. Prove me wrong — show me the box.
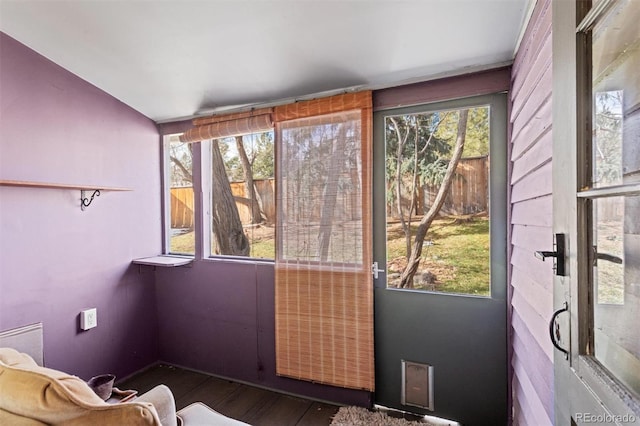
[192,107,274,126]
[275,91,374,391]
[180,91,372,141]
[274,267,374,391]
[180,108,273,142]
[273,91,372,121]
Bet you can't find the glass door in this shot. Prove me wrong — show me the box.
[553,0,640,422]
[373,93,508,424]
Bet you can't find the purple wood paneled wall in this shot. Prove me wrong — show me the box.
[509,0,554,424]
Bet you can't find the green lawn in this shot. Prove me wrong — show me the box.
[169,217,490,296]
[386,217,490,296]
[169,232,195,255]
[169,227,275,259]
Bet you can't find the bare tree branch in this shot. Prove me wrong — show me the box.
[235,136,263,224]
[170,155,192,183]
[399,109,469,288]
[418,111,450,155]
[390,116,412,253]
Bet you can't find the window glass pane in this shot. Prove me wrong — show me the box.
[168,137,195,255]
[592,0,640,188]
[384,106,490,296]
[594,197,625,305]
[210,132,275,259]
[593,195,640,397]
[277,111,363,264]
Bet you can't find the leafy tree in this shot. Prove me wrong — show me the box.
[251,132,275,179]
[399,109,469,288]
[386,112,450,255]
[435,107,489,158]
[216,139,243,181]
[219,133,275,182]
[464,107,490,157]
[420,158,448,186]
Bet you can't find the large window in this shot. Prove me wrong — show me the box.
[166,135,195,255]
[164,131,274,259]
[382,105,491,296]
[209,132,275,259]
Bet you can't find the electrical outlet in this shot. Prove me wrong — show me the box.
[80,308,97,330]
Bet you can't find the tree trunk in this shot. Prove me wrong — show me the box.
[406,117,421,255]
[399,109,469,288]
[211,140,250,256]
[317,124,346,261]
[235,136,263,224]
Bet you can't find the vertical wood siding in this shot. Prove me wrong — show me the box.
[509,0,554,424]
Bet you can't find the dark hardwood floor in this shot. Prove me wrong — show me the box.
[117,364,340,426]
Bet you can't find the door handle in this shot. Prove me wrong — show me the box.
[549,301,569,360]
[593,247,623,265]
[535,233,566,276]
[371,262,385,279]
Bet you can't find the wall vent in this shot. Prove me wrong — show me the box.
[401,360,434,411]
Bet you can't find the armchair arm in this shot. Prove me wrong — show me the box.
[135,385,178,426]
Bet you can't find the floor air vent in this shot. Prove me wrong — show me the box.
[401,360,434,411]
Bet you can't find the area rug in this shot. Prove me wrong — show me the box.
[330,406,439,426]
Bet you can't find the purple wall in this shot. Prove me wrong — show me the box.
[508,0,554,424]
[374,66,511,111]
[157,119,193,136]
[154,260,372,406]
[0,33,162,381]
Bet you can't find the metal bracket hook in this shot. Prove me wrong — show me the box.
[80,189,101,211]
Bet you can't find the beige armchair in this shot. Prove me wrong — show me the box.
[0,348,248,425]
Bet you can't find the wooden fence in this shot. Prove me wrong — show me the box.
[172,156,488,228]
[426,155,489,216]
[389,156,489,218]
[229,179,276,224]
[170,187,195,229]
[170,179,276,229]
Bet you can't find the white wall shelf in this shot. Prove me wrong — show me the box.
[0,179,132,210]
[132,256,194,268]
[0,179,131,192]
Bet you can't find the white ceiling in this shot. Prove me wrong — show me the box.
[0,0,530,122]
